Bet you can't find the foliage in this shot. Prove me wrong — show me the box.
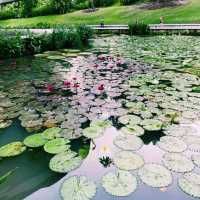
[92,0,115,7]
[50,0,71,14]
[21,0,38,17]
[120,0,138,5]
[0,25,92,58]
[129,22,150,35]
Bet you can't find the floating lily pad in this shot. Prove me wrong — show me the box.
[188,143,200,153]
[90,120,111,129]
[120,125,144,136]
[0,142,26,157]
[83,126,103,139]
[114,133,143,151]
[0,120,12,129]
[157,136,187,153]
[138,163,172,188]
[47,55,66,60]
[192,154,200,167]
[49,150,82,173]
[102,170,137,197]
[60,176,96,200]
[178,172,200,198]
[141,119,163,131]
[162,153,194,173]
[113,151,144,171]
[118,115,141,125]
[44,138,70,154]
[24,134,47,148]
[42,127,62,140]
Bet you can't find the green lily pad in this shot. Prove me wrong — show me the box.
[141,119,163,131]
[113,151,144,171]
[49,150,82,173]
[138,163,173,188]
[44,138,70,154]
[83,126,103,139]
[178,172,200,198]
[102,170,137,197]
[60,176,96,200]
[24,134,47,148]
[42,127,62,140]
[118,115,141,125]
[121,125,144,136]
[0,142,26,157]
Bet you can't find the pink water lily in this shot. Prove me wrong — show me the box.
[63,81,71,87]
[98,84,104,91]
[73,83,80,88]
[46,84,54,92]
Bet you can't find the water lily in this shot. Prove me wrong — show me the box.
[73,83,80,88]
[46,84,54,92]
[63,81,71,87]
[98,84,104,91]
[93,64,98,68]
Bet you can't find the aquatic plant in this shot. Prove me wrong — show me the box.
[114,133,143,151]
[99,156,113,167]
[49,150,82,173]
[60,176,96,200]
[102,170,137,196]
[178,172,200,198]
[138,163,173,188]
[44,138,70,154]
[24,134,48,148]
[113,151,144,170]
[0,142,26,157]
[162,153,194,173]
[42,127,62,140]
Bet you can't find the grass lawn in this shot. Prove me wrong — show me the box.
[0,0,200,27]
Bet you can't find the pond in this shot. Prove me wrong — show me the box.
[0,35,200,200]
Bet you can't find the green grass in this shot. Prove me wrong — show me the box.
[0,0,200,27]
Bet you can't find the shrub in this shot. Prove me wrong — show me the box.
[0,25,93,59]
[0,3,18,20]
[129,22,150,35]
[120,0,138,5]
[92,0,115,7]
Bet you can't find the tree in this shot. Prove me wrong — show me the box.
[21,0,37,17]
[50,0,71,14]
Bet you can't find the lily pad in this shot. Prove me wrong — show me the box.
[83,126,103,139]
[138,163,173,188]
[0,142,26,157]
[60,176,96,200]
[114,133,143,151]
[191,154,200,167]
[24,134,47,148]
[49,150,82,173]
[44,138,70,154]
[178,172,200,198]
[157,136,187,153]
[162,153,194,173]
[118,115,141,125]
[0,120,12,129]
[102,170,137,197]
[113,151,144,171]
[42,127,62,140]
[120,125,144,136]
[141,119,163,131]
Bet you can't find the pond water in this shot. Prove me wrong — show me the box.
[0,35,200,200]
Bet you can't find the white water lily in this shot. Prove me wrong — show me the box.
[114,133,143,151]
[157,136,187,153]
[102,170,137,196]
[60,176,96,200]
[113,151,144,171]
[138,163,172,188]
[162,153,194,173]
[188,143,200,153]
[178,172,200,198]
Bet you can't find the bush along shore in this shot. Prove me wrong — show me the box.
[0,25,93,59]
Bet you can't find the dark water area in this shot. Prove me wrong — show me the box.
[0,120,64,200]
